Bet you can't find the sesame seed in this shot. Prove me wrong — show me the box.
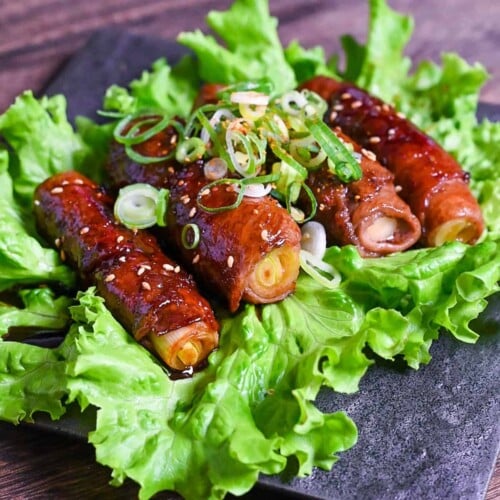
[174,266,181,273]
[351,100,363,109]
[354,195,361,201]
[119,256,127,263]
[341,92,352,100]
[177,180,185,187]
[137,267,145,276]
[227,255,234,268]
[170,135,177,145]
[382,104,391,113]
[141,281,151,291]
[142,265,152,270]
[60,250,66,262]
[34,199,41,206]
[387,128,396,136]
[319,203,326,211]
[253,209,259,215]
[333,104,344,111]
[329,110,338,122]
[192,254,200,264]
[395,185,403,193]
[105,274,116,283]
[61,180,69,186]
[361,148,377,162]
[369,136,381,144]
[396,111,406,119]
[51,187,64,194]
[182,197,191,205]
[79,226,90,235]
[189,207,197,218]
[200,188,210,197]
[55,238,61,248]
[74,179,84,185]
[116,235,125,243]
[261,229,269,241]
[167,166,175,174]
[163,263,174,271]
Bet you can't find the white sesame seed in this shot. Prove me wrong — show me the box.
[170,135,177,145]
[227,255,234,268]
[61,180,69,186]
[382,104,391,113]
[183,197,191,205]
[141,281,151,291]
[341,92,352,100]
[167,166,175,174]
[351,100,363,109]
[200,188,210,197]
[116,235,125,243]
[333,104,344,111]
[174,266,181,273]
[387,128,396,136]
[105,274,115,283]
[319,203,326,211]
[396,111,406,119]
[55,238,61,248]
[34,199,41,206]
[369,136,381,144]
[178,180,185,187]
[137,267,145,276]
[361,148,377,162]
[252,209,259,215]
[163,263,174,271]
[51,187,64,194]
[329,110,338,122]
[189,207,197,218]
[261,229,269,241]
[119,256,127,263]
[79,226,90,235]
[74,179,84,185]
[192,254,200,264]
[395,185,403,193]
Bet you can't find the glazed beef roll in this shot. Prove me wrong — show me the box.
[301,76,485,247]
[303,129,421,257]
[34,171,219,372]
[106,120,301,312]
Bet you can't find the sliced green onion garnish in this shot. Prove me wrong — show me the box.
[289,135,327,169]
[114,114,171,146]
[181,223,201,249]
[286,182,317,223]
[125,144,174,164]
[217,80,275,100]
[196,178,245,213]
[306,118,362,182]
[155,188,170,227]
[195,109,233,169]
[299,249,341,289]
[269,141,308,179]
[176,137,206,163]
[114,183,161,230]
[241,172,280,185]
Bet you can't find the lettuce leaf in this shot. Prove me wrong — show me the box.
[103,56,199,119]
[0,288,72,337]
[0,340,67,424]
[0,92,94,207]
[0,150,75,291]
[59,288,356,499]
[178,0,296,94]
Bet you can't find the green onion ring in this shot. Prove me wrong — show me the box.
[176,137,206,163]
[114,183,160,229]
[286,182,317,223]
[196,178,245,213]
[269,141,308,179]
[114,114,171,146]
[125,144,175,164]
[181,223,201,249]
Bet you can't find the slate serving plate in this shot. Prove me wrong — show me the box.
[34,29,499,500]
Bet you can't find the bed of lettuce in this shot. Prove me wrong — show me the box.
[0,1,499,499]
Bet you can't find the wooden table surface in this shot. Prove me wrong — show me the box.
[0,0,498,498]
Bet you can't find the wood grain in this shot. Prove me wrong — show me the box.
[0,1,498,498]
